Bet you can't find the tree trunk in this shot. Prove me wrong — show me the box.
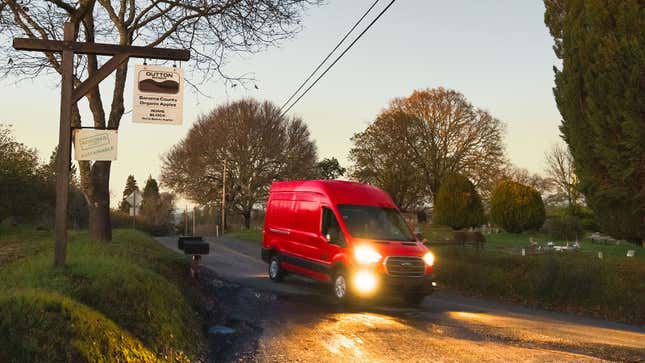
[87,161,112,241]
[242,210,251,230]
[416,209,428,223]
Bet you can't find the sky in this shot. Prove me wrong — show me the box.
[2,0,562,208]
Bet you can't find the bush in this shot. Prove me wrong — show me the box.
[433,246,645,325]
[542,216,584,241]
[490,180,545,233]
[111,210,175,236]
[433,174,485,229]
[576,206,600,231]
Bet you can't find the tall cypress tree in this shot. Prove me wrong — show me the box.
[544,0,644,245]
[140,176,161,219]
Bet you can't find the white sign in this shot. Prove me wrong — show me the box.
[132,64,184,125]
[125,190,142,216]
[125,190,142,206]
[73,129,118,161]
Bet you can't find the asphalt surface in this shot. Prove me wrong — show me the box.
[156,236,645,362]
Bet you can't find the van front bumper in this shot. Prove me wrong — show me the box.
[351,269,435,296]
[381,274,435,295]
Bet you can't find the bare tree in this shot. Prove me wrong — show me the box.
[350,88,506,210]
[161,99,317,229]
[544,142,582,213]
[349,110,431,212]
[0,0,322,240]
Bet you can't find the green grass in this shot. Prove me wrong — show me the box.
[0,226,204,363]
[419,224,453,242]
[420,224,644,259]
[486,232,644,258]
[226,229,263,243]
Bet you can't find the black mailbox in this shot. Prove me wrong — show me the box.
[178,236,204,250]
[183,240,209,255]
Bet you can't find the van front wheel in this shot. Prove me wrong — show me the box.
[333,272,352,303]
[268,256,284,282]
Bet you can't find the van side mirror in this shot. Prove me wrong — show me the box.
[414,232,424,242]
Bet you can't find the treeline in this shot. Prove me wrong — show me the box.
[160,0,644,246]
[161,99,345,229]
[0,126,87,228]
[0,126,174,236]
[160,91,596,238]
[111,175,176,236]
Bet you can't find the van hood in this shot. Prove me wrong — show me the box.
[357,240,428,257]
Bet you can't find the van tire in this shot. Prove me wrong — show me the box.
[268,256,284,282]
[403,293,425,306]
[332,270,352,304]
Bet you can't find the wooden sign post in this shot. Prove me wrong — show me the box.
[12,22,190,268]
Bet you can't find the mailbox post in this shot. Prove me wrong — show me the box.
[178,236,210,279]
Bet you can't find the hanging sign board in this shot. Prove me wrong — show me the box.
[73,129,118,161]
[132,64,184,125]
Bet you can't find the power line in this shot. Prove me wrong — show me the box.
[278,0,382,113]
[280,0,397,117]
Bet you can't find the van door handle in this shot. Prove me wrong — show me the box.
[269,228,290,235]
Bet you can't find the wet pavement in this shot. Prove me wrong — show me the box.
[156,236,645,362]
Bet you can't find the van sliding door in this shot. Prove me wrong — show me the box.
[290,201,321,262]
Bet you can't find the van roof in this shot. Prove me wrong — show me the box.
[269,180,397,208]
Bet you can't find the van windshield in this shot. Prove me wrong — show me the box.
[337,205,414,242]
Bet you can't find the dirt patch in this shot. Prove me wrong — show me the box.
[193,266,272,362]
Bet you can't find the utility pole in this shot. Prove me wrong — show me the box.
[192,206,196,236]
[12,22,190,268]
[221,159,227,234]
[184,205,188,236]
[132,191,137,229]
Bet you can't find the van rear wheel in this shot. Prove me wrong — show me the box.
[268,256,284,282]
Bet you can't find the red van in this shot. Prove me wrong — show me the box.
[261,180,435,304]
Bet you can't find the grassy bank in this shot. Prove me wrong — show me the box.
[432,246,645,325]
[420,225,644,324]
[0,226,204,362]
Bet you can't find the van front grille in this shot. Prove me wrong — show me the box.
[385,256,425,277]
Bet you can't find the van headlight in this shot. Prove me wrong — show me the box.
[354,245,382,264]
[423,251,435,266]
[353,270,378,294]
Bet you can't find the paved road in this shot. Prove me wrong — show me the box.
[156,236,645,362]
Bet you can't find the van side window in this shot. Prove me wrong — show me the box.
[321,207,345,246]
